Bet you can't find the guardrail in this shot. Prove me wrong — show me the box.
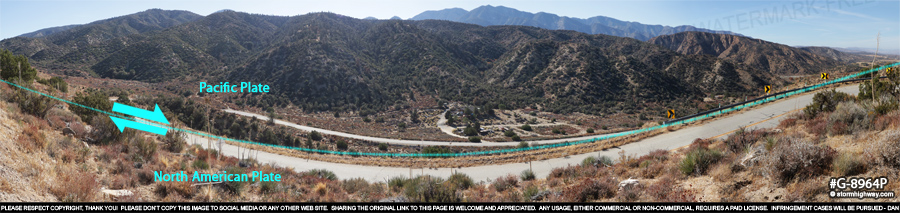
[663,76,886,125]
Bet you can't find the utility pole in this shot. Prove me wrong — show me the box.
[871,32,880,105]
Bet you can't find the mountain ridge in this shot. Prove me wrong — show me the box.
[2,10,791,115]
[411,5,741,41]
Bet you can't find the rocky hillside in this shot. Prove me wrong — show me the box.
[648,32,843,75]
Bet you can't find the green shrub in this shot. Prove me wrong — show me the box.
[378,143,388,151]
[679,147,723,176]
[463,126,478,136]
[468,136,481,142]
[306,169,337,180]
[803,90,851,118]
[224,166,246,195]
[11,88,55,117]
[511,135,521,141]
[523,185,540,201]
[520,124,532,131]
[131,135,157,162]
[336,140,348,150]
[70,89,112,122]
[447,173,473,190]
[388,176,408,192]
[504,130,516,137]
[308,131,323,141]
[192,159,209,170]
[517,141,529,149]
[520,169,535,181]
[260,181,278,194]
[874,101,898,115]
[586,128,595,133]
[582,156,597,167]
[597,155,614,167]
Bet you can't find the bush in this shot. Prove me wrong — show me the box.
[874,101,898,115]
[163,129,186,153]
[511,135,521,141]
[463,126,478,136]
[493,175,518,192]
[306,169,337,180]
[520,124,532,131]
[551,128,561,134]
[403,176,459,202]
[467,136,481,142]
[378,143,388,151]
[832,153,867,176]
[725,128,767,154]
[89,116,121,145]
[224,166,246,195]
[597,155,614,167]
[130,134,157,162]
[582,156,598,167]
[192,159,209,170]
[562,178,616,202]
[866,130,900,169]
[806,117,828,137]
[447,173,473,190]
[387,176,408,192]
[336,140,348,150]
[762,137,836,185]
[679,146,723,176]
[70,89,112,122]
[516,141,529,149]
[520,169,535,181]
[803,90,851,118]
[17,124,46,153]
[828,101,869,134]
[504,130,516,137]
[308,131,323,141]
[586,128,595,133]
[341,178,370,194]
[260,180,278,194]
[12,88,55,117]
[51,169,98,202]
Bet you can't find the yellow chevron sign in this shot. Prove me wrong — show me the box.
[765,85,770,94]
[888,67,894,74]
[667,109,675,119]
[821,73,828,80]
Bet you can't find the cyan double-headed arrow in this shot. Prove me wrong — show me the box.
[109,103,169,135]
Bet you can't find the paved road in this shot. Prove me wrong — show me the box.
[194,85,858,182]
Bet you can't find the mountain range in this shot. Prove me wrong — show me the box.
[2,7,863,115]
[410,5,741,41]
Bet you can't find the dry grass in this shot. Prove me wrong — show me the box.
[50,168,98,202]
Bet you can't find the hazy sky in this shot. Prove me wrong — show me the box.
[1,0,898,49]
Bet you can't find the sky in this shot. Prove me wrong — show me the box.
[1,0,898,50]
